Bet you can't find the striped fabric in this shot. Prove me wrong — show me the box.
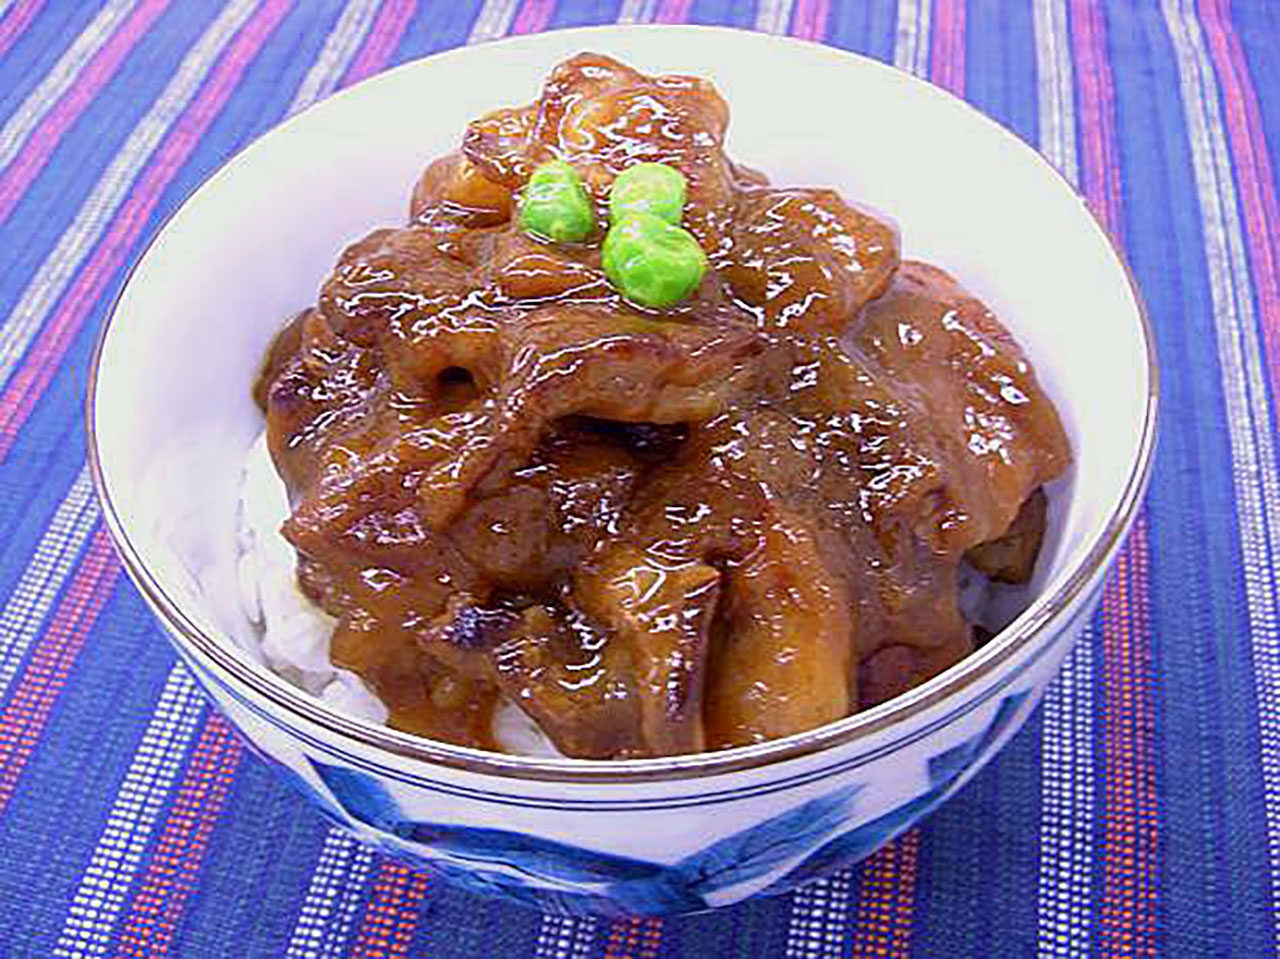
[0,1,1276,955]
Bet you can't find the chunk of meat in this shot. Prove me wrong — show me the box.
[575,547,721,756]
[856,261,1070,550]
[704,507,856,748]
[857,637,970,709]
[721,188,899,334]
[462,105,537,188]
[491,231,611,302]
[491,605,646,759]
[287,416,648,620]
[319,225,488,347]
[330,619,500,748]
[262,308,383,492]
[965,487,1050,584]
[417,304,765,524]
[411,152,514,228]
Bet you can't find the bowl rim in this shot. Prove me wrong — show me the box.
[85,24,1160,785]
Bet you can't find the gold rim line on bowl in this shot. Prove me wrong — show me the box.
[84,26,1160,784]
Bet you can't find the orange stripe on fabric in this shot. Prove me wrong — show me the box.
[0,528,119,813]
[1098,519,1159,957]
[110,714,244,958]
[849,830,921,959]
[603,916,664,959]
[1067,4,1160,952]
[348,860,430,959]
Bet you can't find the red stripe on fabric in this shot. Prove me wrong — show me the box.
[347,860,430,959]
[789,0,831,41]
[0,0,173,224]
[602,917,663,959]
[1068,5,1160,954]
[0,528,119,814]
[110,714,243,958]
[510,0,555,35]
[340,0,417,88]
[1200,0,1280,389]
[929,0,965,97]
[0,0,45,62]
[848,830,921,958]
[654,0,692,23]
[0,0,294,463]
[1097,520,1159,957]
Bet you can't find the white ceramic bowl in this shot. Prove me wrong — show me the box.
[88,26,1156,915]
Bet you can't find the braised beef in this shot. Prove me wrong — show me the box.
[255,54,1070,756]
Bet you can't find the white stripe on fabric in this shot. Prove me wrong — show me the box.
[0,0,138,173]
[1032,0,1078,183]
[755,0,795,35]
[0,467,98,703]
[468,0,520,43]
[1030,6,1095,958]
[781,7,933,951]
[284,830,376,959]
[51,667,206,958]
[893,0,931,78]
[1036,631,1096,958]
[1162,1,1280,948]
[534,916,598,959]
[617,0,659,24]
[0,2,16,25]
[784,873,856,958]
[0,0,257,392]
[286,0,379,115]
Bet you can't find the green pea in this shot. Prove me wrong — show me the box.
[609,163,687,225]
[602,213,707,309]
[519,160,595,243]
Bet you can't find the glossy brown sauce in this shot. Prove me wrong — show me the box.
[255,54,1071,757]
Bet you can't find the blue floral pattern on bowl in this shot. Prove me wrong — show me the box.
[261,688,1035,915]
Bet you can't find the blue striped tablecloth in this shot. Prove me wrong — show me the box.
[0,1,1276,956]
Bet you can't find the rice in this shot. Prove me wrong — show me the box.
[237,432,562,755]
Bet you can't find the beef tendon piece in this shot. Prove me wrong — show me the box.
[857,261,1070,552]
[319,225,487,347]
[575,547,721,756]
[330,619,500,748]
[492,605,646,759]
[282,413,494,625]
[965,487,1050,584]
[857,637,970,710]
[262,308,384,492]
[492,231,610,302]
[721,188,899,335]
[410,152,514,228]
[704,508,856,749]
[417,305,764,524]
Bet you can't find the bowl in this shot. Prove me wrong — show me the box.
[87,26,1156,915]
